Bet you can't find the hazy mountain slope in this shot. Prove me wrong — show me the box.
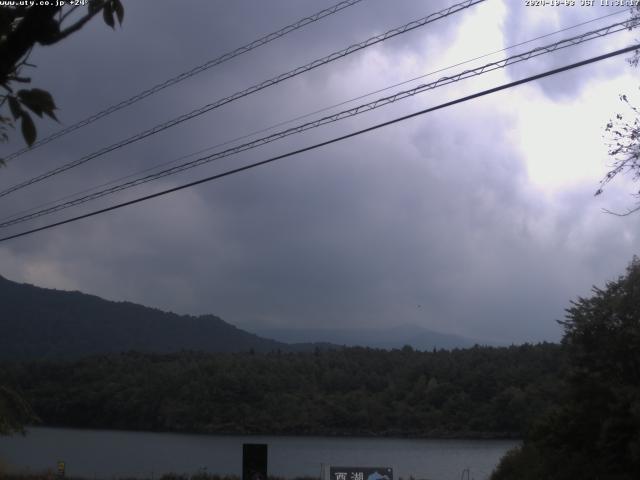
[251,323,481,350]
[0,275,291,360]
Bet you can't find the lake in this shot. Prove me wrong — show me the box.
[0,427,518,480]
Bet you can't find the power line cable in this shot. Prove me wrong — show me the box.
[1,18,634,229]
[1,18,632,226]
[0,0,485,199]
[2,7,625,224]
[1,43,636,243]
[5,6,626,220]
[0,5,628,229]
[211,8,629,146]
[2,0,366,162]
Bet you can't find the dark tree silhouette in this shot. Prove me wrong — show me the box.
[0,0,124,435]
[0,0,124,157]
[492,257,640,479]
[0,385,38,435]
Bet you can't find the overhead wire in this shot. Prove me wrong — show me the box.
[0,17,635,229]
[0,0,485,199]
[1,43,637,243]
[2,0,366,162]
[4,5,624,225]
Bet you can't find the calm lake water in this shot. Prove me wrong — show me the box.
[0,427,518,480]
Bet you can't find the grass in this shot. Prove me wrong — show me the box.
[0,474,322,480]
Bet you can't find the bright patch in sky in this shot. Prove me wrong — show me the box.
[517,73,639,190]
[444,0,507,63]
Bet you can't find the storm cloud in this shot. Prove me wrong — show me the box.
[1,0,639,344]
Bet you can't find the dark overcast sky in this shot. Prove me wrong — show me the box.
[1,0,640,343]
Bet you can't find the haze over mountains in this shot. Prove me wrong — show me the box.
[250,324,478,351]
[0,275,478,360]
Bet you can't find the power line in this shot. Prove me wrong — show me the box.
[3,7,625,225]
[2,0,365,162]
[1,18,633,229]
[0,0,485,199]
[1,43,637,243]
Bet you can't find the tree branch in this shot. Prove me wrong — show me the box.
[59,5,80,24]
[52,1,107,43]
[0,6,60,83]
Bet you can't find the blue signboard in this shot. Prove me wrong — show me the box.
[330,467,393,480]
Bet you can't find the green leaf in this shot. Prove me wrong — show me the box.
[43,108,58,122]
[8,96,22,120]
[25,88,56,111]
[17,89,43,116]
[103,2,115,29]
[17,88,58,120]
[113,0,124,25]
[20,111,36,146]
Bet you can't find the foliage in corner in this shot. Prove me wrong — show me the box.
[0,385,38,435]
[0,0,124,161]
[0,0,123,437]
[491,257,640,480]
[596,7,640,215]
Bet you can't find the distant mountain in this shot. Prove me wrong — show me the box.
[250,323,481,351]
[0,275,308,360]
[0,274,480,361]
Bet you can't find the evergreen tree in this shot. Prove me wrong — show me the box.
[492,257,640,479]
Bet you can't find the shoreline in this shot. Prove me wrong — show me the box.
[21,424,522,441]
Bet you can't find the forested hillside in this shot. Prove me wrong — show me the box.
[491,258,640,479]
[1,344,563,438]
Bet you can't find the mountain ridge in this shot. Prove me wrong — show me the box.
[0,275,301,360]
[0,275,480,360]
[248,323,482,351]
